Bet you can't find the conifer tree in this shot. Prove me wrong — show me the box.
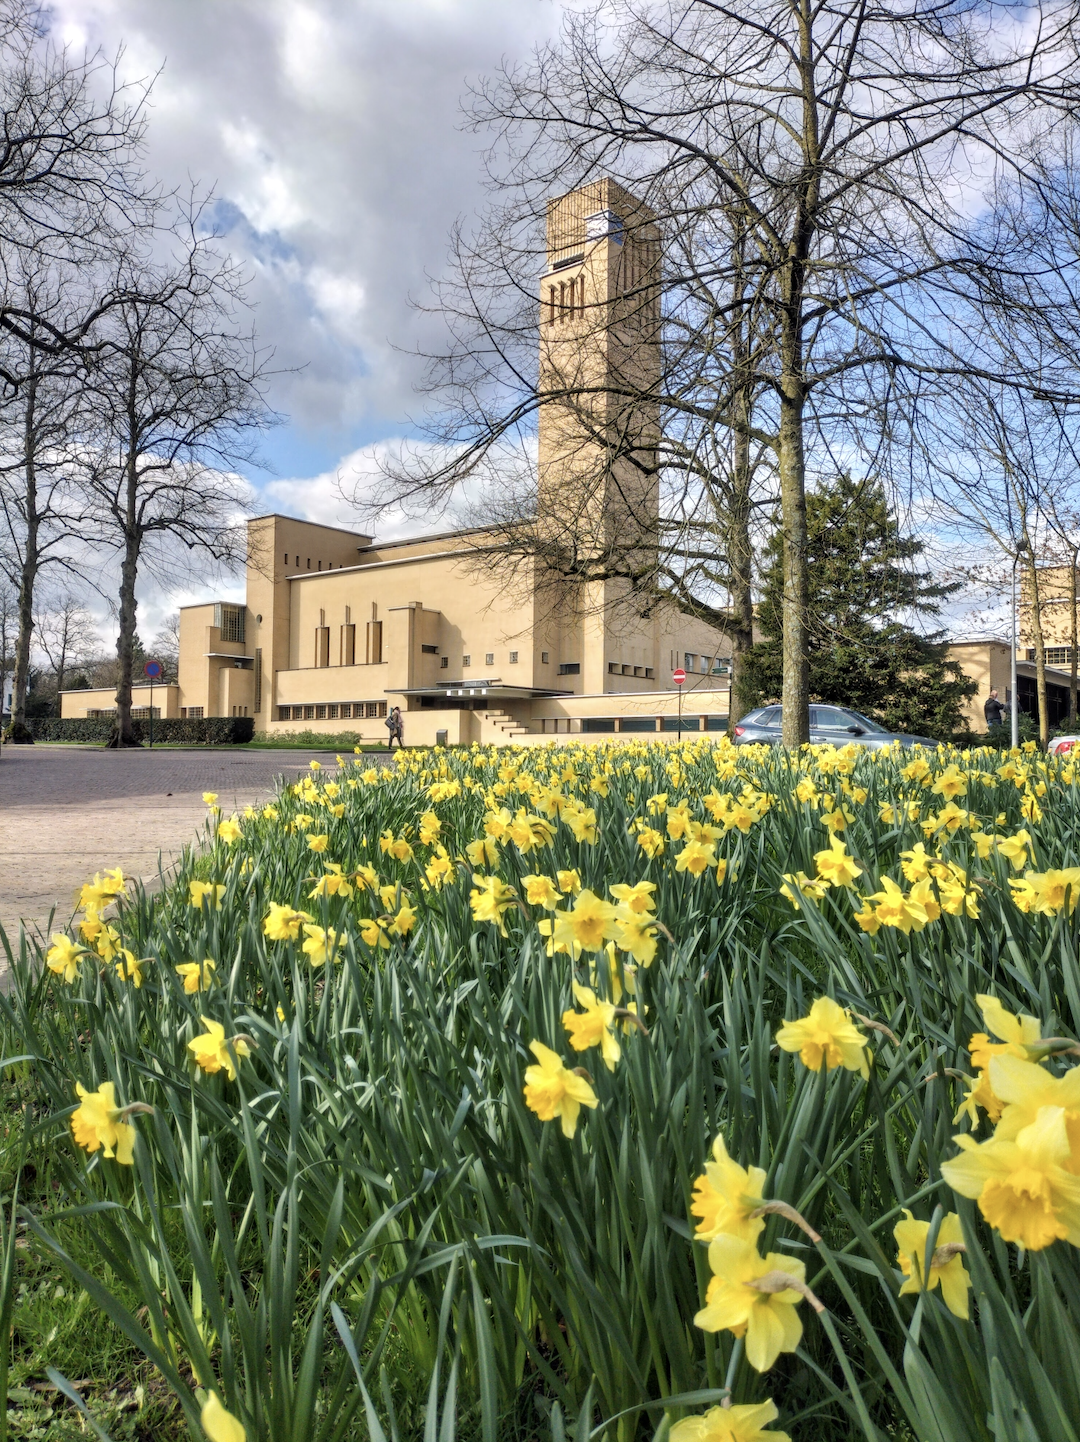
[739,475,975,739]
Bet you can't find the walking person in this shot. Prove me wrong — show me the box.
[984,687,1007,730]
[385,705,404,750]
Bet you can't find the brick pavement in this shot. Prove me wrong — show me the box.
[0,744,375,958]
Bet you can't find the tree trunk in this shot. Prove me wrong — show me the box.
[725,389,755,727]
[8,370,38,742]
[778,371,809,748]
[1025,550,1050,748]
[1070,547,1078,726]
[109,438,141,748]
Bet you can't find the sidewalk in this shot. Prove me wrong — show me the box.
[0,746,349,958]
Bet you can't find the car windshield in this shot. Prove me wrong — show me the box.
[841,708,888,734]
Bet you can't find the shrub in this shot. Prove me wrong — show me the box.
[26,716,254,745]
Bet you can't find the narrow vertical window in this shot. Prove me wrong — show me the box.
[548,285,555,325]
[254,648,262,713]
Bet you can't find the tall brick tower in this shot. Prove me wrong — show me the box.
[537,179,662,690]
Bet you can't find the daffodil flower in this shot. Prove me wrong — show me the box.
[694,1234,806,1373]
[669,1401,790,1442]
[775,998,869,1079]
[201,1393,247,1442]
[188,1017,251,1081]
[893,1209,970,1319]
[46,934,86,983]
[690,1133,768,1242]
[562,983,621,1070]
[70,1080,137,1164]
[523,1040,599,1138]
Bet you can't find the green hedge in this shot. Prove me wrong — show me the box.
[26,716,254,745]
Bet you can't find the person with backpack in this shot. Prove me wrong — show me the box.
[385,706,404,749]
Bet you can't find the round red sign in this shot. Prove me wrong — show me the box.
[673,668,686,685]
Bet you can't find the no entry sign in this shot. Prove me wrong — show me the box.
[673,667,686,685]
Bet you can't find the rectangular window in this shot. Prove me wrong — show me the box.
[341,624,356,666]
[558,662,581,676]
[316,704,327,720]
[328,703,338,719]
[277,706,291,721]
[440,656,449,668]
[620,716,658,733]
[422,643,438,654]
[254,647,262,713]
[541,651,549,664]
[215,604,246,643]
[509,651,518,664]
[485,652,494,666]
[187,706,204,719]
[366,620,383,665]
[583,718,616,733]
[662,715,700,731]
[705,715,729,731]
[340,703,352,718]
[315,626,330,667]
[608,662,618,674]
[1045,646,1073,665]
[645,668,654,679]
[462,655,471,667]
[377,701,387,718]
[303,705,315,720]
[366,701,378,718]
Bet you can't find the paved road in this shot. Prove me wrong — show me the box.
[0,745,359,952]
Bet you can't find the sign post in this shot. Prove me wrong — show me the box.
[672,667,686,741]
[144,660,163,748]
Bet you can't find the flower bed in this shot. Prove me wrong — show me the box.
[5,736,1080,1441]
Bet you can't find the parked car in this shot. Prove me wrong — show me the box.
[731,704,937,750]
[1049,735,1080,757]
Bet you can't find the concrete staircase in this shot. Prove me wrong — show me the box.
[479,708,530,743]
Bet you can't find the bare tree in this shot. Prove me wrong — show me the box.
[34,591,98,697]
[77,222,274,746]
[149,609,180,680]
[374,0,1080,747]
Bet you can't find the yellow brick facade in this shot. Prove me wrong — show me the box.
[63,181,734,742]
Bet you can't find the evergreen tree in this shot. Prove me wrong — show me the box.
[739,475,975,739]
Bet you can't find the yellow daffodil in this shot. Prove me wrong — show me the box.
[469,874,517,935]
[389,903,416,937]
[359,916,390,950]
[189,880,226,910]
[694,1233,805,1372]
[812,837,862,888]
[635,826,666,859]
[690,1133,767,1242]
[614,913,659,966]
[562,983,621,1070]
[522,874,561,909]
[866,876,929,934]
[188,1017,251,1081]
[114,950,144,987]
[670,1401,789,1442]
[942,1105,1080,1250]
[959,995,1044,1123]
[995,830,1031,871]
[893,1210,970,1318]
[46,934,86,984]
[217,818,242,844]
[931,765,967,800]
[609,880,657,914]
[201,1393,246,1442]
[308,863,353,899]
[306,833,329,853]
[775,998,869,1079]
[176,959,216,994]
[899,843,933,882]
[522,1040,599,1138]
[70,1081,136,1164]
[465,837,500,868]
[202,791,219,805]
[550,889,619,953]
[779,872,828,910]
[301,924,345,967]
[262,903,312,941]
[1009,868,1080,916]
[675,838,717,876]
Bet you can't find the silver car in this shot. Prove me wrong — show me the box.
[731,704,937,750]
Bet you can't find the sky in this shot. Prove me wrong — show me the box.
[41,0,564,638]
